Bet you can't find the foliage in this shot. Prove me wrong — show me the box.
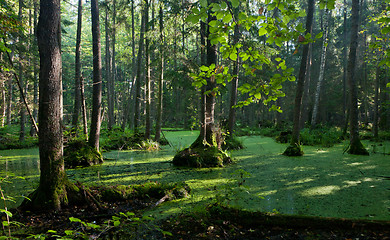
[222,135,244,150]
[64,140,103,169]
[0,126,38,150]
[299,127,343,147]
[283,143,303,156]
[101,128,145,151]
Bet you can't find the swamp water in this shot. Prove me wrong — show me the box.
[0,131,389,221]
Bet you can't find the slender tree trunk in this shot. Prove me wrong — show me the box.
[144,0,151,140]
[71,0,83,132]
[346,0,368,155]
[19,0,25,142]
[228,17,240,137]
[6,70,12,126]
[199,21,206,139]
[30,0,38,136]
[110,0,116,129]
[311,8,330,127]
[284,0,314,156]
[105,0,113,130]
[373,66,381,139]
[80,76,88,140]
[155,4,164,142]
[1,78,5,127]
[89,0,103,151]
[301,41,312,128]
[342,0,348,127]
[133,5,146,132]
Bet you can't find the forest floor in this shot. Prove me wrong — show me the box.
[2,130,390,239]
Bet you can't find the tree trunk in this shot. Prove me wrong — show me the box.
[25,0,67,211]
[111,0,116,129]
[89,0,103,151]
[80,76,88,140]
[311,8,330,127]
[283,0,314,156]
[6,69,12,126]
[199,20,207,139]
[30,0,38,136]
[105,0,113,130]
[373,66,382,139]
[71,0,83,132]
[228,18,240,137]
[342,0,347,127]
[133,5,146,132]
[346,0,368,155]
[144,0,151,140]
[155,4,164,142]
[1,77,5,127]
[19,0,25,142]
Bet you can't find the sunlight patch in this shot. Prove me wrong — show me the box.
[347,162,363,166]
[286,178,315,185]
[301,185,341,196]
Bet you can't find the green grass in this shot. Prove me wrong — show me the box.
[1,131,389,221]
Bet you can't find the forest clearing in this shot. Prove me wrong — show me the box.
[1,0,390,238]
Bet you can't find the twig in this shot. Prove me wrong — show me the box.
[153,194,169,208]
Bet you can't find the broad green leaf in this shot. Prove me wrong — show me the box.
[229,52,237,61]
[69,217,82,223]
[258,27,267,36]
[200,65,209,71]
[0,209,12,217]
[208,20,218,27]
[114,220,121,227]
[231,0,239,8]
[199,0,207,8]
[315,32,323,39]
[254,92,261,99]
[223,14,232,24]
[387,82,390,88]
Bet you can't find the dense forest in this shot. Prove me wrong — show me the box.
[1,0,390,239]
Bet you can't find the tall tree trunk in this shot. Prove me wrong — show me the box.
[342,0,348,127]
[144,0,151,140]
[6,69,12,126]
[89,0,103,151]
[30,0,38,136]
[228,15,240,137]
[105,0,113,130]
[133,5,146,132]
[1,77,5,127]
[346,0,368,155]
[25,0,67,211]
[110,0,116,129]
[301,41,312,128]
[155,4,164,142]
[199,20,206,139]
[283,0,314,156]
[71,0,83,132]
[311,8,330,127]
[204,0,217,145]
[373,66,382,139]
[19,0,25,142]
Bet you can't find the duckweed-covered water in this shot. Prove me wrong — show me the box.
[1,131,389,221]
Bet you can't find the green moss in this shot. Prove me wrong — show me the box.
[64,140,103,169]
[173,145,232,168]
[347,139,369,155]
[282,144,304,156]
[101,131,146,151]
[223,136,244,150]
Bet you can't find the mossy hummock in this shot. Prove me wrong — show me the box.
[64,140,103,168]
[283,143,304,156]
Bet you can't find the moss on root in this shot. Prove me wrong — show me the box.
[64,140,103,168]
[347,139,369,155]
[283,143,304,156]
[222,136,244,150]
[173,145,232,168]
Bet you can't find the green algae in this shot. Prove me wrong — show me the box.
[1,131,389,221]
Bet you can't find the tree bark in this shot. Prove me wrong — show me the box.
[89,0,103,151]
[284,0,314,156]
[133,4,146,132]
[155,4,164,142]
[18,0,25,142]
[80,76,88,140]
[144,0,151,140]
[346,0,368,155]
[199,20,206,139]
[373,66,382,139]
[30,0,38,136]
[71,0,83,132]
[27,0,67,211]
[311,8,330,127]
[105,0,113,130]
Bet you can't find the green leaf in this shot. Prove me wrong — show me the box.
[223,14,232,24]
[387,82,390,88]
[209,20,218,27]
[114,220,121,227]
[254,92,261,99]
[0,209,12,217]
[199,0,207,8]
[315,32,323,39]
[231,0,239,8]
[229,52,237,61]
[200,65,209,71]
[64,230,74,235]
[69,217,82,223]
[258,27,267,36]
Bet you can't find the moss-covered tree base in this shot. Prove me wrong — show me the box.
[347,139,369,155]
[283,144,304,156]
[19,180,84,212]
[64,140,103,168]
[222,135,244,150]
[173,145,232,168]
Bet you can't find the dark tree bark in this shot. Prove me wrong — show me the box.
[144,0,151,140]
[283,0,315,156]
[342,0,348,127]
[133,4,146,132]
[18,0,25,142]
[105,0,113,130]
[373,66,382,139]
[155,4,164,142]
[110,0,116,129]
[199,20,207,139]
[346,0,368,155]
[227,7,240,137]
[89,0,103,150]
[71,0,83,132]
[23,0,67,211]
[30,0,38,136]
